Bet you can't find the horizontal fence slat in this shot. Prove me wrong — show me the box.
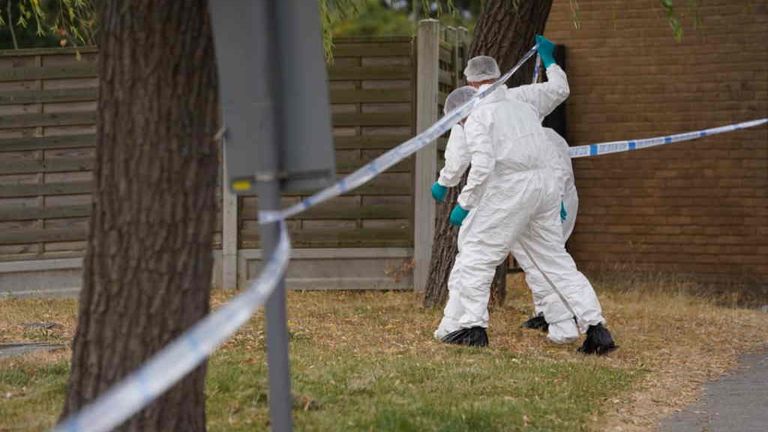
[0,111,96,129]
[330,89,411,104]
[438,69,454,86]
[0,182,93,198]
[0,157,93,175]
[344,179,411,196]
[333,135,411,150]
[282,177,410,197]
[328,65,411,81]
[0,134,95,152]
[0,227,88,245]
[337,157,412,174]
[332,112,410,127]
[241,203,410,221]
[334,36,412,44]
[0,204,91,221]
[0,64,98,82]
[0,46,98,57]
[332,42,411,58]
[240,227,411,248]
[439,46,453,64]
[0,87,98,105]
[282,185,411,197]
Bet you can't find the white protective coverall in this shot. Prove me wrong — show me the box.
[434,65,604,343]
[508,127,583,343]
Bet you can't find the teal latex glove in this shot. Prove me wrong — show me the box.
[560,201,568,222]
[431,182,447,202]
[449,205,470,226]
[535,35,556,68]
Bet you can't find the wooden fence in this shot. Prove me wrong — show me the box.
[0,27,470,295]
[0,47,225,273]
[0,48,99,262]
[238,36,415,250]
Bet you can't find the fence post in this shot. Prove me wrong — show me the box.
[414,19,440,292]
[221,147,238,289]
[445,27,458,87]
[458,27,470,79]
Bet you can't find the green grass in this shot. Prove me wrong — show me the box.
[206,344,637,432]
[0,339,636,432]
[0,358,70,430]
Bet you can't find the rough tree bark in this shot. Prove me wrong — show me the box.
[423,0,554,308]
[60,1,219,430]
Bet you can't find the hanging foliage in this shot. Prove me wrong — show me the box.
[0,0,706,52]
[0,0,95,49]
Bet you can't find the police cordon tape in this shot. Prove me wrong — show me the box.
[53,222,291,432]
[260,114,768,222]
[53,42,767,431]
[568,118,768,159]
[531,54,542,84]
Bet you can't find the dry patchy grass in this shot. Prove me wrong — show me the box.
[1,275,766,431]
[581,276,768,431]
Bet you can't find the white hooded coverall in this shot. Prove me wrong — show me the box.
[434,65,604,343]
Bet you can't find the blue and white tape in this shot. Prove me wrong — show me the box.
[531,54,542,84]
[568,118,767,159]
[54,222,291,432]
[258,46,541,224]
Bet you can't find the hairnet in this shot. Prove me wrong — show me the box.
[463,55,501,82]
[443,85,477,116]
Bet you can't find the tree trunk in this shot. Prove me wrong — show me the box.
[60,1,219,430]
[423,0,553,309]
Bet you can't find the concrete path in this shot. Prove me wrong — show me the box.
[0,343,65,359]
[660,348,768,432]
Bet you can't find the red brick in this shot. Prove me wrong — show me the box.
[548,0,768,283]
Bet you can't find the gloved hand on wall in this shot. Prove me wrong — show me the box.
[535,35,556,68]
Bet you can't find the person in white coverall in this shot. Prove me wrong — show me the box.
[436,112,584,344]
[516,127,580,332]
[430,36,616,354]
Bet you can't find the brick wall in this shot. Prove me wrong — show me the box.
[545,0,768,285]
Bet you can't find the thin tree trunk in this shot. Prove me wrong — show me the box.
[423,0,553,309]
[60,1,219,430]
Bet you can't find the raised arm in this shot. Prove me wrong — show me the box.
[506,64,569,120]
[506,35,570,120]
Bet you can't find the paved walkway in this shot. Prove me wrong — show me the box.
[0,343,65,359]
[660,348,768,432]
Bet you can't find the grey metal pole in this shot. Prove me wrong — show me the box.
[260,0,294,428]
[257,177,293,432]
[258,0,293,413]
[258,1,293,428]
[260,0,293,427]
[209,1,332,429]
[260,1,333,428]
